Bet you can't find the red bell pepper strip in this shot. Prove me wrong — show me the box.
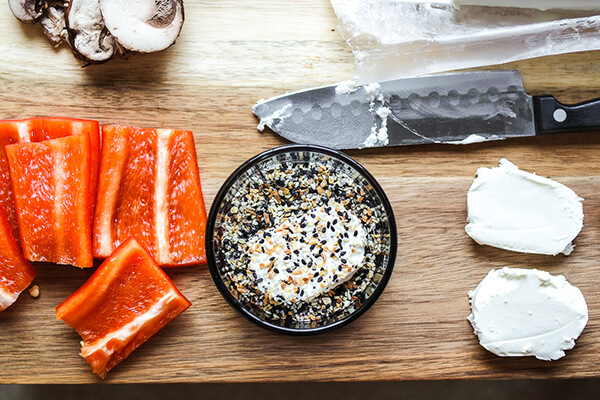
[0,207,36,311]
[56,237,191,379]
[0,117,100,242]
[93,125,207,266]
[6,135,93,268]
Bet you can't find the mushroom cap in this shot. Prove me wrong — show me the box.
[99,0,184,53]
[66,0,118,62]
[9,0,43,23]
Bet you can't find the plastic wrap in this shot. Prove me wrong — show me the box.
[330,0,600,83]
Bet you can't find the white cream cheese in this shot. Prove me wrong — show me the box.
[256,103,292,132]
[468,267,588,361]
[363,105,391,147]
[465,159,583,256]
[334,80,359,95]
[246,201,367,305]
[361,83,390,148]
[447,134,501,145]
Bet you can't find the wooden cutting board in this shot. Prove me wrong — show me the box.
[1,1,600,384]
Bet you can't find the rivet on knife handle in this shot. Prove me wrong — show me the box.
[534,95,600,135]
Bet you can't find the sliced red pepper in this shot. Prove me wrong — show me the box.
[56,237,191,379]
[0,207,36,311]
[93,125,207,267]
[6,135,93,268]
[0,121,22,242]
[0,117,100,242]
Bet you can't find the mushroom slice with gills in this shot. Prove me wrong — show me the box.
[66,0,118,62]
[40,1,69,47]
[8,0,44,23]
[99,0,185,53]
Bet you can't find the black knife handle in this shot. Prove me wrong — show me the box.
[534,95,600,135]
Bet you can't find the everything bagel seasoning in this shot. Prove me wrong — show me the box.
[214,151,390,329]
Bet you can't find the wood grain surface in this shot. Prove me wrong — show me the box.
[1,0,600,384]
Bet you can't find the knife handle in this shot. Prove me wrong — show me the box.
[534,95,600,135]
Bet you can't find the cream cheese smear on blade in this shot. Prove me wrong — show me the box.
[465,159,583,255]
[468,267,588,361]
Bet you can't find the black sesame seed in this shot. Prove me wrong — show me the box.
[274,268,280,273]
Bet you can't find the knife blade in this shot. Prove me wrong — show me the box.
[252,70,600,150]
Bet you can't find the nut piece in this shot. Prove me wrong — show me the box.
[66,0,120,62]
[29,285,40,298]
[98,0,185,53]
[8,0,44,23]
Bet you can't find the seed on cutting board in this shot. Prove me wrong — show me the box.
[29,285,40,298]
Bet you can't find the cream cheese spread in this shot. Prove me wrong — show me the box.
[255,103,292,132]
[447,134,501,145]
[465,159,583,256]
[334,80,359,95]
[246,201,367,305]
[362,83,391,148]
[468,267,588,361]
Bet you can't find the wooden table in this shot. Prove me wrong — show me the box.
[1,1,600,383]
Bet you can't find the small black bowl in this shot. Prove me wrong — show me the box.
[206,145,397,335]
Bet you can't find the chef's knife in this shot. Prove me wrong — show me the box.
[252,70,600,150]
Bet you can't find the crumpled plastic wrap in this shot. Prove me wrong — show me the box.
[330,0,600,83]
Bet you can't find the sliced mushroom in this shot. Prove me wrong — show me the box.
[8,0,44,23]
[98,0,184,53]
[66,0,120,63]
[40,1,68,47]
